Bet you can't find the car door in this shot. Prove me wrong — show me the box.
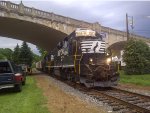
[0,61,14,85]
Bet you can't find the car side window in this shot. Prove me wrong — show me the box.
[0,62,12,73]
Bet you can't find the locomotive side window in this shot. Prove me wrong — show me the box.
[57,42,62,56]
[57,37,70,56]
[62,38,69,55]
[68,34,75,55]
[57,42,63,49]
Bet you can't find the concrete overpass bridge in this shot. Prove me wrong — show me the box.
[0,1,150,52]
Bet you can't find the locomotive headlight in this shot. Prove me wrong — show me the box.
[89,58,93,64]
[89,58,93,62]
[106,58,111,64]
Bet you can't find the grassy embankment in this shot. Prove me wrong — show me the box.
[0,76,50,113]
[119,71,150,86]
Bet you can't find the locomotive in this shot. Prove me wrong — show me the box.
[37,28,119,87]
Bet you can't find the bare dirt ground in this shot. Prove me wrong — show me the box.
[115,83,150,96]
[34,74,107,113]
[117,83,150,91]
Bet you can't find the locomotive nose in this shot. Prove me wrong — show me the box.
[92,65,114,81]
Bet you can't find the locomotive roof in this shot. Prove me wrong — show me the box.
[75,28,94,31]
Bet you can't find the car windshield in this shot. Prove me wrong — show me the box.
[0,62,12,73]
[16,66,23,73]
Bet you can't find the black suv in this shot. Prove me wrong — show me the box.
[0,60,26,92]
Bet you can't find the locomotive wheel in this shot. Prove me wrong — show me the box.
[60,68,67,80]
[75,76,80,83]
[67,73,72,81]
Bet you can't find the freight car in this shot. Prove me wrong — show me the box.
[37,28,119,87]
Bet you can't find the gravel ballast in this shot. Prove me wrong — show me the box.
[35,74,109,113]
[47,75,114,113]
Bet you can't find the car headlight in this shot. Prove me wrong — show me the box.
[106,58,111,64]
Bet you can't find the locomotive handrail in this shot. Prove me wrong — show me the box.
[74,40,78,73]
[78,53,83,75]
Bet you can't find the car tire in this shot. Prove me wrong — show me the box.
[14,84,22,92]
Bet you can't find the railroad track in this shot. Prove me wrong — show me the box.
[88,88,150,113]
[53,76,150,113]
[66,82,150,113]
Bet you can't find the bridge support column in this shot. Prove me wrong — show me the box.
[6,1,11,13]
[19,1,24,15]
[31,8,36,17]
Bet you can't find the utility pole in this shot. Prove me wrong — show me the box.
[126,13,129,40]
[126,13,134,40]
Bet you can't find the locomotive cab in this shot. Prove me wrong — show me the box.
[73,28,119,87]
[44,28,119,88]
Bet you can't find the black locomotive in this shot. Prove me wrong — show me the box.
[36,28,119,87]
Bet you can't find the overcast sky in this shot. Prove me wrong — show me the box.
[0,0,150,54]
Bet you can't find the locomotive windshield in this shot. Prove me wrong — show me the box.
[75,29,103,41]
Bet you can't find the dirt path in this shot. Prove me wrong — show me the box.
[34,74,107,113]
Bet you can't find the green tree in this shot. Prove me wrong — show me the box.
[13,44,20,64]
[32,53,40,63]
[0,48,13,60]
[31,52,41,68]
[19,42,33,67]
[123,39,150,74]
[36,46,48,58]
[0,54,5,60]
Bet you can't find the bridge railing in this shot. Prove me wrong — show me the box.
[10,3,19,12]
[0,1,92,28]
[0,1,7,9]
[0,2,19,11]
[101,26,126,36]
